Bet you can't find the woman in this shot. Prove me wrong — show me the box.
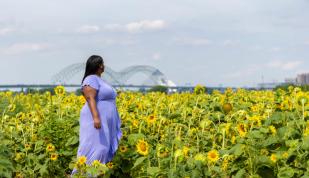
[71,55,122,176]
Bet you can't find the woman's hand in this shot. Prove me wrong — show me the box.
[93,116,101,129]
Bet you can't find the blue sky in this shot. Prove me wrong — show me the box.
[0,0,309,87]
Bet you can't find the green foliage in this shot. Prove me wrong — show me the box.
[0,132,14,178]
[274,84,309,92]
[194,84,207,94]
[147,85,168,93]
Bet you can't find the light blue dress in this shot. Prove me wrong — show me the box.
[71,74,122,176]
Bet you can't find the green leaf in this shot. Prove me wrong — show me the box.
[278,167,294,178]
[250,130,264,139]
[132,157,147,169]
[65,136,79,146]
[147,167,160,176]
[228,144,244,157]
[128,133,145,145]
[39,164,48,176]
[234,169,246,178]
[302,136,309,150]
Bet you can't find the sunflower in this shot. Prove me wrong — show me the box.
[136,139,149,156]
[14,153,23,161]
[174,149,183,158]
[24,143,31,150]
[8,104,16,112]
[132,119,139,128]
[282,152,289,159]
[237,123,247,137]
[269,125,277,135]
[304,128,309,136]
[194,153,206,164]
[231,135,236,144]
[207,150,219,163]
[182,146,190,157]
[50,153,58,161]
[79,95,86,105]
[270,154,277,163]
[92,160,102,167]
[119,145,128,153]
[16,112,25,121]
[78,156,87,165]
[147,114,156,124]
[221,158,229,171]
[106,162,114,169]
[260,149,269,156]
[54,85,66,96]
[46,144,55,152]
[15,172,23,178]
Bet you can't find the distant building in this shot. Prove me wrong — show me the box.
[296,73,309,85]
[284,78,296,84]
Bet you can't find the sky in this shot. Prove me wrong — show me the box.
[0,0,309,87]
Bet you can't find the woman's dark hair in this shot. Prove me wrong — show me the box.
[81,55,104,84]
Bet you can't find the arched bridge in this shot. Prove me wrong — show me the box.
[51,63,176,87]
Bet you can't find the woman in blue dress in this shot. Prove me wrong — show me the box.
[71,55,123,176]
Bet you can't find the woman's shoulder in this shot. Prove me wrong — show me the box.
[81,75,102,88]
[84,74,100,81]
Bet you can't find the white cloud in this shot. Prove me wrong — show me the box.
[125,20,166,33]
[267,60,302,70]
[174,37,212,46]
[0,43,49,55]
[0,27,15,36]
[76,25,100,33]
[103,20,167,33]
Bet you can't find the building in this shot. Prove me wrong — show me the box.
[296,73,309,85]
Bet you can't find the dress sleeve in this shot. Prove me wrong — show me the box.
[81,75,99,90]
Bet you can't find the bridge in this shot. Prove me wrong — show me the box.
[51,63,177,87]
[0,63,265,92]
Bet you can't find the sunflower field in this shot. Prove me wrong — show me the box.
[1,86,309,178]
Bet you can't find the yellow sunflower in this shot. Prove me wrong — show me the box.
[182,146,190,157]
[46,144,55,152]
[50,153,58,161]
[207,149,219,163]
[119,145,128,153]
[282,152,289,159]
[147,114,156,124]
[237,123,247,137]
[136,139,149,156]
[15,172,23,178]
[270,153,277,163]
[8,104,16,112]
[269,125,277,135]
[54,85,66,96]
[92,160,102,167]
[78,156,87,165]
[106,162,114,169]
[194,153,207,164]
[24,143,31,150]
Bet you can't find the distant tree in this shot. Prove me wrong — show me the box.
[274,84,309,92]
[148,85,168,94]
[38,88,55,94]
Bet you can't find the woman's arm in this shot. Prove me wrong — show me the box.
[82,86,101,129]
